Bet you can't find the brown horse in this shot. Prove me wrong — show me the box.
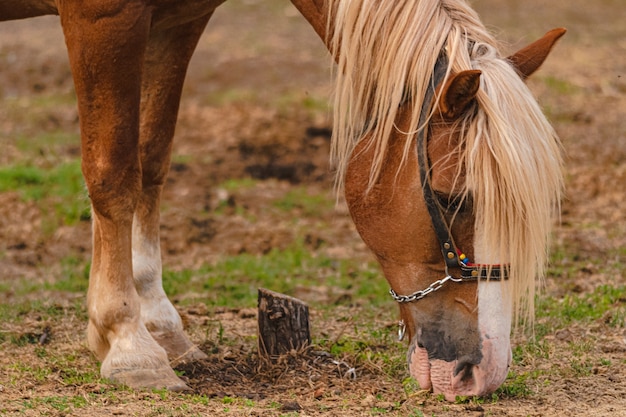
[1,0,564,401]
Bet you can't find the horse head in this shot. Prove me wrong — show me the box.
[344,28,565,401]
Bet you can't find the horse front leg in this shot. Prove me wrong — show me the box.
[59,2,187,390]
[133,15,213,364]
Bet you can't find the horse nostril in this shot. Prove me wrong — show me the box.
[454,357,479,381]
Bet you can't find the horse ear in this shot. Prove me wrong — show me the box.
[437,70,482,120]
[508,28,567,79]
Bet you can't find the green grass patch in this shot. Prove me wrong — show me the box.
[199,87,260,107]
[512,339,552,365]
[9,361,52,383]
[273,92,331,114]
[217,177,259,192]
[47,256,91,293]
[0,255,90,303]
[0,297,87,345]
[322,335,405,379]
[0,159,84,203]
[22,92,77,109]
[14,131,79,160]
[271,186,334,217]
[541,75,580,95]
[0,159,90,227]
[18,395,90,413]
[0,299,72,323]
[163,241,387,309]
[536,284,626,328]
[495,370,535,398]
[0,165,45,190]
[1,93,76,125]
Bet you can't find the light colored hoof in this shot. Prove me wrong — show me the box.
[151,330,208,365]
[107,367,191,392]
[174,345,208,364]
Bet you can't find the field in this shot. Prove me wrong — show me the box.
[0,0,625,416]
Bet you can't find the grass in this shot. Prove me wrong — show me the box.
[19,395,89,413]
[2,219,624,415]
[318,329,406,379]
[0,255,89,304]
[496,372,532,400]
[216,177,259,192]
[2,389,232,416]
[541,75,580,95]
[271,186,335,217]
[484,241,626,401]
[50,256,91,293]
[196,81,330,114]
[497,279,626,399]
[2,234,624,411]
[0,159,90,229]
[536,284,626,329]
[0,236,407,415]
[0,94,77,134]
[13,131,79,160]
[162,241,388,309]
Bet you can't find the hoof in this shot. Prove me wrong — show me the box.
[173,345,208,364]
[107,366,191,392]
[151,330,208,365]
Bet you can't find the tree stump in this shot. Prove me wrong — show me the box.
[257,288,311,359]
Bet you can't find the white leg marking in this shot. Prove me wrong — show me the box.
[132,215,183,333]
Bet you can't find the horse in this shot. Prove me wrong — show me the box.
[1,0,564,401]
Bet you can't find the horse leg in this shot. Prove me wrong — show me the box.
[0,0,57,20]
[133,15,212,364]
[59,2,187,390]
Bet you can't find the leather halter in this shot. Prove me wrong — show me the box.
[389,55,507,304]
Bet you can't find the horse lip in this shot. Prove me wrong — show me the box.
[407,336,432,391]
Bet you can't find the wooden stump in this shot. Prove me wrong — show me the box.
[257,288,311,358]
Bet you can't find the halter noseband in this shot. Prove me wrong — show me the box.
[389,55,507,304]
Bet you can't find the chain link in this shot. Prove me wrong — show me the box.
[389,275,463,303]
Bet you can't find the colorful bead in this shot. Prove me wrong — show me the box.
[456,249,470,265]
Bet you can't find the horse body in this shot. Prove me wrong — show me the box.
[2,0,564,400]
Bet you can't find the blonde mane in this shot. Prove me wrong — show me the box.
[328,0,563,324]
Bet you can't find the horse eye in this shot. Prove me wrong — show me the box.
[435,192,468,213]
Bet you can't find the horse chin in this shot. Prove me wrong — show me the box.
[407,333,511,401]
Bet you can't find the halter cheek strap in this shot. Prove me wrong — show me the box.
[389,55,507,304]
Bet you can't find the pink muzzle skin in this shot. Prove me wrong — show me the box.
[408,332,512,401]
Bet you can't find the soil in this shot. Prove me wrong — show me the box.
[0,0,625,416]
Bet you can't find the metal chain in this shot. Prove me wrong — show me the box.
[389,275,463,303]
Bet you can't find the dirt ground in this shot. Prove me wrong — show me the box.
[0,0,625,416]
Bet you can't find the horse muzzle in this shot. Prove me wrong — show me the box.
[407,328,511,401]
